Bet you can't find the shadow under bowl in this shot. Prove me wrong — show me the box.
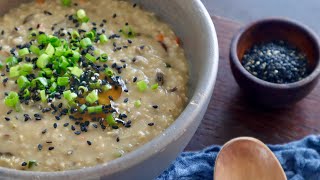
[230,18,320,108]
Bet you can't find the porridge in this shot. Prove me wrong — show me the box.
[0,0,188,171]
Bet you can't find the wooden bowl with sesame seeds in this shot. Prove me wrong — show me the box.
[230,18,320,108]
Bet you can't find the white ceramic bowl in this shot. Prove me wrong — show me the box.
[0,0,219,179]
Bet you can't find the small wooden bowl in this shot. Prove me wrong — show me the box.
[230,18,320,108]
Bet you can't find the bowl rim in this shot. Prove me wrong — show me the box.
[230,17,320,89]
[0,0,219,178]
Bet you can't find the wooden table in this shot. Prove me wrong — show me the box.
[185,16,320,151]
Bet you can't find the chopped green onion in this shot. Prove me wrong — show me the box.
[20,63,33,75]
[134,100,141,108]
[57,77,69,86]
[49,82,57,92]
[45,43,55,56]
[37,34,48,44]
[17,76,30,89]
[76,9,89,23]
[42,68,53,76]
[80,38,92,48]
[86,90,98,104]
[54,47,64,57]
[99,34,108,43]
[137,80,148,92]
[61,0,72,6]
[28,160,37,168]
[63,90,77,102]
[100,53,108,62]
[18,48,29,57]
[104,67,114,77]
[102,84,112,92]
[71,30,80,40]
[37,54,50,69]
[71,51,80,61]
[48,36,61,47]
[4,91,19,108]
[23,89,30,98]
[68,66,83,77]
[30,45,40,55]
[106,114,116,126]
[59,56,70,69]
[78,86,88,93]
[37,77,48,87]
[9,66,20,78]
[80,104,87,112]
[39,90,47,102]
[88,105,103,114]
[85,53,96,63]
[6,56,18,67]
[0,62,3,69]
[151,83,159,90]
[86,30,96,40]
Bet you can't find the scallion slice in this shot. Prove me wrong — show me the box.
[17,76,30,89]
[37,54,50,69]
[85,90,98,104]
[106,114,116,126]
[104,67,114,77]
[9,66,20,78]
[30,45,40,55]
[6,56,18,67]
[57,77,69,86]
[63,90,77,102]
[18,48,29,57]
[85,53,96,63]
[80,38,92,48]
[4,91,19,108]
[100,53,108,62]
[39,90,47,102]
[68,66,83,77]
[99,34,108,43]
[134,100,141,108]
[137,80,148,92]
[151,83,159,90]
[45,43,55,56]
[88,105,103,114]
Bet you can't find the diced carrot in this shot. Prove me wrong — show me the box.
[36,0,45,4]
[156,34,164,42]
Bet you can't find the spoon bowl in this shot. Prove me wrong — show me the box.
[214,137,287,180]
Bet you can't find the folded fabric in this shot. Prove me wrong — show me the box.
[157,135,320,180]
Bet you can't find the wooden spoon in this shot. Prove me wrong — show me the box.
[214,137,287,180]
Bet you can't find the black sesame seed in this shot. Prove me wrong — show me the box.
[87,141,92,145]
[38,144,43,151]
[63,123,69,127]
[74,131,81,135]
[116,137,120,142]
[112,13,117,18]
[48,146,54,151]
[41,129,47,134]
[123,98,128,103]
[92,124,98,128]
[133,3,137,7]
[21,162,27,166]
[4,117,10,121]
[6,110,12,115]
[152,105,158,109]
[55,116,61,120]
[148,122,154,126]
[53,123,57,129]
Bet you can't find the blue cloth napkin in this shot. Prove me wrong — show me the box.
[157,135,320,180]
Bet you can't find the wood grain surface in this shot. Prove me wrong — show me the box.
[185,16,320,151]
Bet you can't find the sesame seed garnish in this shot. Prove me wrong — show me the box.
[4,117,10,121]
[92,124,98,128]
[87,141,92,145]
[14,27,19,31]
[6,110,12,115]
[48,147,54,151]
[123,98,128,103]
[55,116,61,120]
[116,137,120,142]
[38,144,43,151]
[21,162,27,166]
[74,131,81,135]
[41,129,47,134]
[53,123,57,129]
[148,122,154,126]
[133,3,137,8]
[152,105,158,109]
[112,13,117,18]
[63,123,69,127]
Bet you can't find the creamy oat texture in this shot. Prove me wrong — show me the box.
[0,0,188,171]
